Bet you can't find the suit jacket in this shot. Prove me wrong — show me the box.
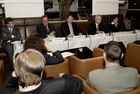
[1,27,22,49]
[109,23,121,32]
[88,21,109,35]
[88,65,139,94]
[61,22,80,37]
[37,23,57,38]
[43,50,64,65]
[0,74,83,94]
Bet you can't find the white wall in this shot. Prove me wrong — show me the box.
[92,0,119,15]
[4,0,44,18]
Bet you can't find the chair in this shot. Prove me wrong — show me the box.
[26,26,38,38]
[74,74,100,94]
[133,40,140,45]
[74,75,140,94]
[98,42,126,54]
[69,56,105,79]
[43,58,70,78]
[0,60,6,87]
[92,48,104,57]
[124,43,140,72]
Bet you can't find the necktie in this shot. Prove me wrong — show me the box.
[9,28,12,35]
[46,26,49,33]
[69,24,75,36]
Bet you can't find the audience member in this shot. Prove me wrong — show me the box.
[88,15,108,35]
[24,34,64,65]
[0,49,83,94]
[109,15,121,32]
[1,17,22,67]
[61,15,82,37]
[37,15,57,38]
[87,41,139,94]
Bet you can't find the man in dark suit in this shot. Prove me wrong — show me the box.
[61,15,82,37]
[88,15,109,35]
[37,15,57,38]
[1,18,22,66]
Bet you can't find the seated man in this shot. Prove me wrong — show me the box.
[109,15,121,32]
[87,41,139,94]
[1,17,22,66]
[37,15,57,38]
[0,49,83,94]
[88,15,108,35]
[61,15,82,37]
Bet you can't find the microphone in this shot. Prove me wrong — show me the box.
[79,25,89,38]
[133,25,136,34]
[20,39,23,44]
[107,28,113,36]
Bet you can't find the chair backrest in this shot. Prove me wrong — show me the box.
[74,75,140,94]
[0,60,6,87]
[74,75,100,94]
[69,56,105,79]
[93,48,104,57]
[43,58,69,78]
[124,43,140,72]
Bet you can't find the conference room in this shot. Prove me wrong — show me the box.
[0,0,140,94]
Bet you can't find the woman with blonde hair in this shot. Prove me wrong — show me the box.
[0,49,83,94]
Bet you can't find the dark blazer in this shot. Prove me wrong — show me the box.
[109,23,121,32]
[1,27,22,49]
[61,22,80,37]
[88,21,109,35]
[43,50,64,65]
[0,74,83,94]
[37,23,57,38]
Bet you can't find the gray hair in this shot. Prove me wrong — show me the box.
[95,15,102,20]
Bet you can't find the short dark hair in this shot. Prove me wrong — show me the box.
[67,14,73,18]
[113,15,119,20]
[4,17,13,25]
[104,41,122,63]
[41,15,48,20]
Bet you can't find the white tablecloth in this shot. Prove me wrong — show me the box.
[113,31,137,46]
[13,31,139,62]
[136,30,140,40]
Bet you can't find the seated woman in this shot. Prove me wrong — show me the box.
[109,16,121,32]
[24,34,64,65]
[0,49,83,94]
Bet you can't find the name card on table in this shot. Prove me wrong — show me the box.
[73,35,86,39]
[48,52,74,58]
[95,33,106,36]
[51,38,66,42]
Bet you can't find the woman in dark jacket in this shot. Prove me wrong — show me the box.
[109,16,121,32]
[24,34,64,65]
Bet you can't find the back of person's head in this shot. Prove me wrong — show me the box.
[24,34,47,54]
[104,41,122,63]
[14,49,45,88]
